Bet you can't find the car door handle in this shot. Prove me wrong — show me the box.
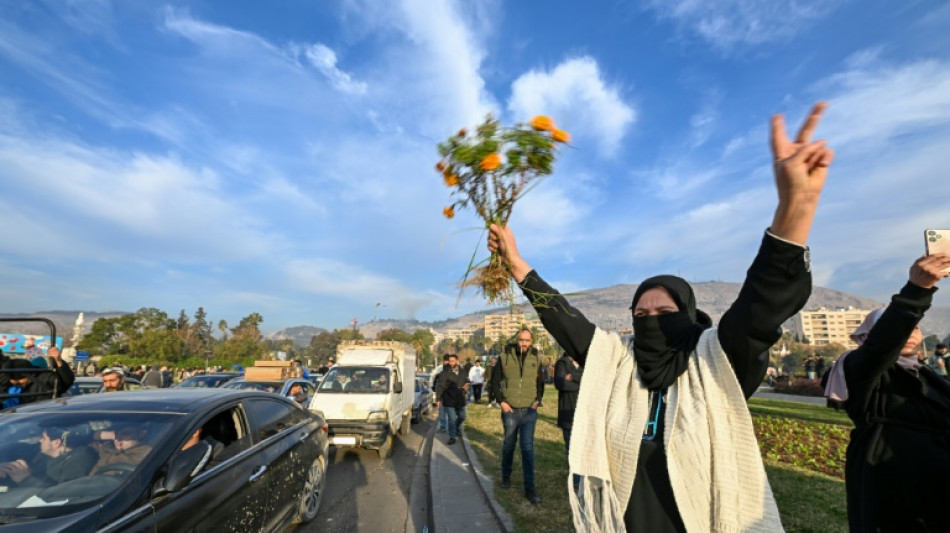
[249,465,267,482]
[299,432,310,442]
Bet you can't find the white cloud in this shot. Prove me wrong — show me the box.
[644,0,841,51]
[507,57,636,157]
[293,43,367,95]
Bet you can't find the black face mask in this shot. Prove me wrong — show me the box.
[630,276,712,390]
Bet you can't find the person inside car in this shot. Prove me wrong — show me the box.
[90,424,153,474]
[372,372,389,392]
[0,425,97,486]
[101,367,129,392]
[288,383,308,404]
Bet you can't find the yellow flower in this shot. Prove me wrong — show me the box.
[480,153,501,171]
[552,129,571,143]
[436,161,445,172]
[530,115,555,132]
[444,174,459,187]
[443,206,455,219]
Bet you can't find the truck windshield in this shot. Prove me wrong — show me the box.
[318,367,390,394]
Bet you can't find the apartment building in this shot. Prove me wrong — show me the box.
[792,307,871,350]
[484,312,544,342]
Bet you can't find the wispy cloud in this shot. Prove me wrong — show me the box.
[643,0,842,52]
[507,57,636,157]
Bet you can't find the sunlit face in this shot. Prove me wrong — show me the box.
[900,326,924,357]
[113,433,142,451]
[102,373,124,391]
[289,384,302,396]
[516,331,533,352]
[39,431,63,457]
[633,287,680,318]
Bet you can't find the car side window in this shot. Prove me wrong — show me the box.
[244,399,296,442]
[300,382,314,396]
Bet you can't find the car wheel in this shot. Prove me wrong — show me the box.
[377,433,392,460]
[411,406,420,424]
[296,456,326,524]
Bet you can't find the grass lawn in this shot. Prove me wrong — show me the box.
[463,385,849,533]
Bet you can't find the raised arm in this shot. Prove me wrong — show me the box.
[844,254,950,395]
[488,224,597,364]
[718,102,835,397]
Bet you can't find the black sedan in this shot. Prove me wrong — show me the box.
[0,389,329,532]
[172,372,242,389]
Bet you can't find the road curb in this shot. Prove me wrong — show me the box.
[406,412,437,533]
[460,418,515,533]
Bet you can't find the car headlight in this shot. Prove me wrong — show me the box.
[367,410,388,422]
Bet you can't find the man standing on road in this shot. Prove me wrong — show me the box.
[490,328,544,505]
[142,365,163,388]
[468,359,485,404]
[436,354,469,445]
[432,354,451,433]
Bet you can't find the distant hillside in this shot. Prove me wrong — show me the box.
[266,326,328,347]
[0,311,126,346]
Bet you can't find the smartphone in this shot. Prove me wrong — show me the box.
[924,229,950,272]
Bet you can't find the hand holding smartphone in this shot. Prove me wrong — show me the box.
[925,229,950,273]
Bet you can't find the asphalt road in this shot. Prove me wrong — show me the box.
[293,410,435,533]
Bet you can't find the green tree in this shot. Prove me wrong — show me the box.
[193,307,212,349]
[218,319,229,341]
[176,309,190,330]
[232,312,264,340]
[378,328,412,343]
[129,329,187,361]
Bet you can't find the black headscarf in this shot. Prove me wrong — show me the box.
[630,275,713,390]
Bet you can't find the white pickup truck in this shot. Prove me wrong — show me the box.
[308,341,416,459]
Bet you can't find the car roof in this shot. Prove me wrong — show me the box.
[6,388,279,414]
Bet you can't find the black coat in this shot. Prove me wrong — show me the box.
[553,355,582,429]
[437,365,469,408]
[843,281,950,532]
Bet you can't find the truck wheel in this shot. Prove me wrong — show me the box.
[377,433,392,460]
[400,411,411,436]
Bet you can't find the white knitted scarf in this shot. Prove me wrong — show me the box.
[567,328,783,533]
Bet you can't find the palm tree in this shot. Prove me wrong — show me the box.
[218,319,229,341]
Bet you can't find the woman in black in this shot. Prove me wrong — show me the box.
[488,102,834,531]
[838,254,950,532]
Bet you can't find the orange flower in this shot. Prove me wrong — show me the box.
[443,206,455,219]
[480,153,501,171]
[444,174,459,187]
[458,128,467,137]
[436,161,445,172]
[552,129,571,143]
[530,115,555,132]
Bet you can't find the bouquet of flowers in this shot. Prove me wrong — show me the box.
[437,114,570,303]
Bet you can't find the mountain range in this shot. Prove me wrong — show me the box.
[4,281,948,348]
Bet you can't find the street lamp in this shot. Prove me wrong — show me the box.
[373,302,385,322]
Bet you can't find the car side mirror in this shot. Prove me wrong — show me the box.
[393,382,402,393]
[162,442,211,493]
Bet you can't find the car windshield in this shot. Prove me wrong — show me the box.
[66,382,101,396]
[0,411,178,520]
[222,380,282,394]
[176,375,236,388]
[318,367,390,394]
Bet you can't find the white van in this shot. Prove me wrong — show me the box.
[309,341,415,459]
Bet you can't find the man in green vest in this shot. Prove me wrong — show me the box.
[490,327,545,505]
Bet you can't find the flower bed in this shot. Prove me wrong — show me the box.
[754,415,849,479]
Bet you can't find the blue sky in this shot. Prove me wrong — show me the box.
[2,0,949,333]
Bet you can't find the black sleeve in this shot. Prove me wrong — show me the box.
[554,359,580,392]
[38,361,75,397]
[518,271,597,366]
[843,282,935,399]
[490,357,506,403]
[718,232,812,399]
[536,365,544,402]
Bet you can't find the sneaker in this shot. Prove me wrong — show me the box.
[526,490,541,505]
[500,476,511,489]
[447,438,457,445]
